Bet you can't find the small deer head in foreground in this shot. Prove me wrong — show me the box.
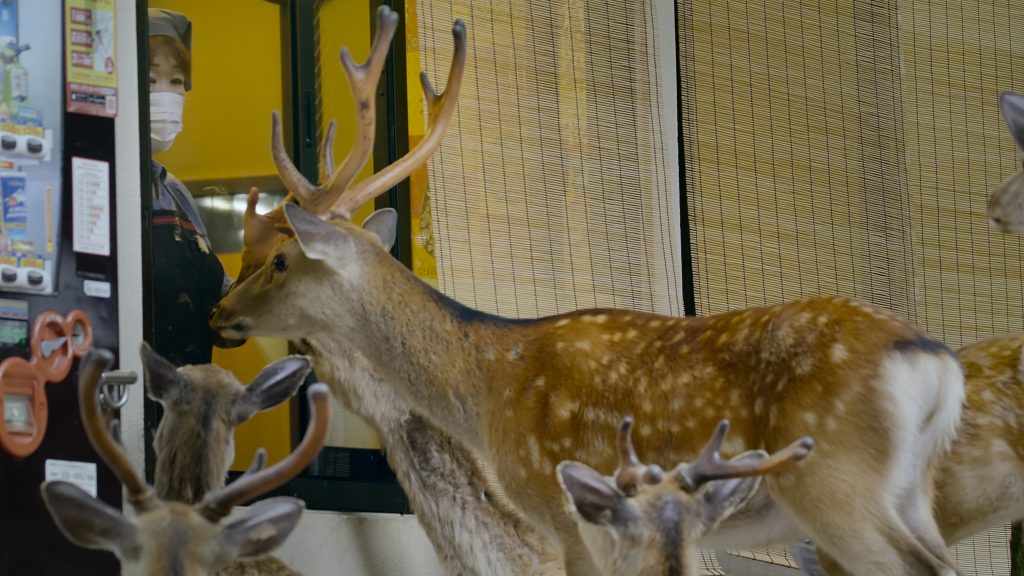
[989,91,1024,233]
[141,341,312,504]
[558,418,813,576]
[40,349,331,576]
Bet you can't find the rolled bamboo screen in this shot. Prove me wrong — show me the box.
[416,0,683,319]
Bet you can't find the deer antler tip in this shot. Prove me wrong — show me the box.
[794,436,815,458]
[308,382,331,399]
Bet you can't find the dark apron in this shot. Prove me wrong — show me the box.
[151,204,226,367]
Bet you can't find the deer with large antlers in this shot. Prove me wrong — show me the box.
[229,8,562,576]
[41,348,330,576]
[558,418,813,576]
[211,7,964,576]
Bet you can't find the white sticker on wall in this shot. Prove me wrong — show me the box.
[45,459,98,497]
[83,279,111,298]
[71,157,111,256]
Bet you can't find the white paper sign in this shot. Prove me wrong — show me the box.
[45,459,98,497]
[83,279,111,298]
[71,157,111,256]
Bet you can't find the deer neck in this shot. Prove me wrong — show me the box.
[311,259,520,445]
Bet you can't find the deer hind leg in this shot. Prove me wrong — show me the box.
[772,471,955,576]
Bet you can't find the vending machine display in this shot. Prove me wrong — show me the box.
[0,0,59,295]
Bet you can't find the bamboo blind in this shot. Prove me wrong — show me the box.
[679,0,1024,573]
[416,0,683,319]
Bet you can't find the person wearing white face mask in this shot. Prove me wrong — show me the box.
[148,9,241,367]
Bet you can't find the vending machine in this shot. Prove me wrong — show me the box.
[0,1,126,574]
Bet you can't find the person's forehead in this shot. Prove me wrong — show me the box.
[151,53,185,73]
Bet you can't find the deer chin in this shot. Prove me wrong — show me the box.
[210,315,251,341]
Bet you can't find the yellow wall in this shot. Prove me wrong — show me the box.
[149,0,283,182]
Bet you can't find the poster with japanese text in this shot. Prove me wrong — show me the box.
[65,0,117,117]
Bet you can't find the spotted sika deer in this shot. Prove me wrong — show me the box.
[558,418,812,576]
[41,348,331,576]
[142,342,311,575]
[210,7,964,576]
[987,91,1024,233]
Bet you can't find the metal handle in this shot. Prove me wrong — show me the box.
[98,370,137,410]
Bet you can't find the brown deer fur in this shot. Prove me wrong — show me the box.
[211,205,965,576]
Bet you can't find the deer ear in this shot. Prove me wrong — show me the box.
[140,341,185,403]
[557,461,623,525]
[232,356,312,425]
[362,208,397,251]
[41,481,142,560]
[699,452,765,530]
[283,203,347,262]
[217,496,305,560]
[1001,91,1024,150]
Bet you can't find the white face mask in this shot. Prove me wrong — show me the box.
[150,92,185,154]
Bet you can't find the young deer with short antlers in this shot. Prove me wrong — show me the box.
[210,8,964,576]
[41,349,331,576]
[558,418,813,576]
[141,342,311,575]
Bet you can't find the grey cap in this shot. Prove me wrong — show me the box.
[148,8,192,90]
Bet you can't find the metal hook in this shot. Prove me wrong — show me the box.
[98,370,137,410]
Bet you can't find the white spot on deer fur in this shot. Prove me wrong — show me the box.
[693,396,705,409]
[528,437,542,468]
[626,328,639,339]
[825,416,839,432]
[754,397,765,416]
[803,412,818,426]
[729,389,741,407]
[990,439,1014,455]
[575,341,592,352]
[556,318,571,327]
[507,344,523,360]
[817,315,828,326]
[671,332,686,344]
[587,359,598,371]
[484,348,496,360]
[557,342,566,351]
[562,437,574,449]
[717,332,729,347]
[769,405,779,427]
[685,418,696,429]
[530,376,545,388]
[669,422,681,434]
[649,320,663,329]
[980,390,996,405]
[641,398,654,413]
[830,343,848,364]
[503,387,514,400]
[554,398,581,421]
[639,424,653,438]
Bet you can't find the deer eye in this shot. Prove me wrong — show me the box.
[272,254,288,273]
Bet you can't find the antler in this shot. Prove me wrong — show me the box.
[78,349,156,510]
[676,420,814,493]
[198,383,331,522]
[330,18,467,218]
[270,5,399,213]
[614,417,665,496]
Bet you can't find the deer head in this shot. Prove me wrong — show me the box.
[990,91,1024,233]
[232,5,465,286]
[557,418,814,576]
[41,348,330,576]
[141,341,311,504]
